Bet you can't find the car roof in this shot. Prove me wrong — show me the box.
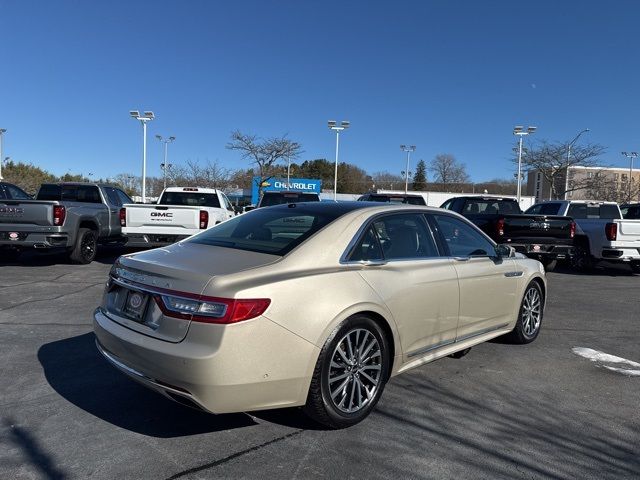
[264,200,442,215]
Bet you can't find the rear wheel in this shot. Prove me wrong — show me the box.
[304,315,390,429]
[540,258,557,272]
[503,281,544,344]
[572,243,595,272]
[631,262,640,274]
[69,228,97,264]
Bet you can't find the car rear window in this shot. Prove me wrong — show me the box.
[462,199,521,215]
[365,195,426,205]
[187,206,342,255]
[159,192,221,208]
[623,205,640,219]
[525,203,562,215]
[259,192,320,207]
[567,203,621,219]
[36,184,102,203]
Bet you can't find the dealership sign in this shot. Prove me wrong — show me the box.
[251,177,322,205]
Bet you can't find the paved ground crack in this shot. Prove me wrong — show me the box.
[0,283,104,312]
[165,430,304,480]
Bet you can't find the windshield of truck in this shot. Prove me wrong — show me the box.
[159,191,221,208]
[259,192,320,207]
[187,204,342,255]
[463,199,521,215]
[567,203,621,219]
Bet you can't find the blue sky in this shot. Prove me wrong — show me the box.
[2,0,640,183]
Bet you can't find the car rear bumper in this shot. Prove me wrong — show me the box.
[0,230,71,248]
[123,233,191,247]
[600,248,640,262]
[93,307,319,414]
[507,243,574,259]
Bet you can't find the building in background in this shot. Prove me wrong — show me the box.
[526,166,640,203]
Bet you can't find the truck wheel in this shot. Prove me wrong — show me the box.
[631,262,640,274]
[69,228,97,264]
[540,258,557,272]
[572,243,595,272]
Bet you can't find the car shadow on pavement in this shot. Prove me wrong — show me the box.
[37,332,257,438]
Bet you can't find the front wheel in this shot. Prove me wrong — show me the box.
[503,281,544,344]
[304,315,390,429]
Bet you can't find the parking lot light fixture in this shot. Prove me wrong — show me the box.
[328,120,350,200]
[400,145,417,194]
[621,151,639,203]
[513,125,536,203]
[563,129,590,199]
[0,128,6,180]
[130,110,155,203]
[156,135,176,190]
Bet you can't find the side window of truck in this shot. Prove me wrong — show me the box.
[104,187,122,207]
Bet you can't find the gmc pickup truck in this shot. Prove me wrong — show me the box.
[525,200,640,273]
[0,183,132,263]
[441,196,576,270]
[121,187,236,247]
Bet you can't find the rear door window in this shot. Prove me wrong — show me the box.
[432,214,495,257]
[370,213,439,260]
[347,227,384,262]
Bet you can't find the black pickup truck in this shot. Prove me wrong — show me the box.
[440,196,575,269]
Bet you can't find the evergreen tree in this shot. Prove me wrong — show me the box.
[412,159,427,191]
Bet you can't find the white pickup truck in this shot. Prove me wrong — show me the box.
[525,200,640,272]
[120,187,235,247]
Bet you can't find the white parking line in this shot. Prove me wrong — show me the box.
[572,347,640,377]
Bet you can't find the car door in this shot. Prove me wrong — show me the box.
[430,213,518,341]
[348,212,460,359]
[103,187,123,237]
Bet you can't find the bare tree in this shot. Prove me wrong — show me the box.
[518,140,607,199]
[371,171,405,190]
[430,154,470,185]
[171,159,230,189]
[226,130,302,199]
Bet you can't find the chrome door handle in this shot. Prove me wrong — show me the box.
[453,256,470,262]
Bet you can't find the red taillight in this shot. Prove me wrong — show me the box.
[496,218,505,237]
[119,207,126,227]
[199,210,208,229]
[53,205,66,226]
[569,221,576,239]
[605,222,617,241]
[154,292,270,324]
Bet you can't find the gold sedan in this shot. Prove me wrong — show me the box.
[93,202,546,428]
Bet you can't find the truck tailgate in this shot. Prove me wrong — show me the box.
[124,204,202,231]
[0,200,56,227]
[617,220,640,242]
[503,215,574,240]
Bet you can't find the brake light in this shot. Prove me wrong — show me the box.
[605,222,617,241]
[155,293,270,324]
[53,205,66,226]
[496,218,505,237]
[199,210,208,229]
[569,221,576,239]
[119,208,126,227]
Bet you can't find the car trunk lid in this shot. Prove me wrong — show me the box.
[103,242,280,342]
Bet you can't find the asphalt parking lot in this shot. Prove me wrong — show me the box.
[1,250,639,479]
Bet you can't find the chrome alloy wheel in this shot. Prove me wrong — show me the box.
[522,286,542,336]
[327,328,382,413]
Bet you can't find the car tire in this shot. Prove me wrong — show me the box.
[541,258,557,272]
[503,281,544,344]
[69,228,97,264]
[303,315,390,429]
[631,262,640,274]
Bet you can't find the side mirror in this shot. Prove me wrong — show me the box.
[495,244,514,258]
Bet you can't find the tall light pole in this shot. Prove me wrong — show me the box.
[0,129,6,180]
[130,110,155,203]
[400,145,416,194]
[622,151,638,203]
[156,135,175,190]
[563,128,590,199]
[513,125,537,203]
[328,120,350,200]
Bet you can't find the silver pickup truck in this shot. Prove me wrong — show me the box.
[0,182,132,264]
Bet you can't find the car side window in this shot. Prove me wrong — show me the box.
[104,187,122,207]
[116,189,132,205]
[432,214,495,257]
[6,184,30,199]
[0,186,6,199]
[371,213,438,260]
[348,226,383,262]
